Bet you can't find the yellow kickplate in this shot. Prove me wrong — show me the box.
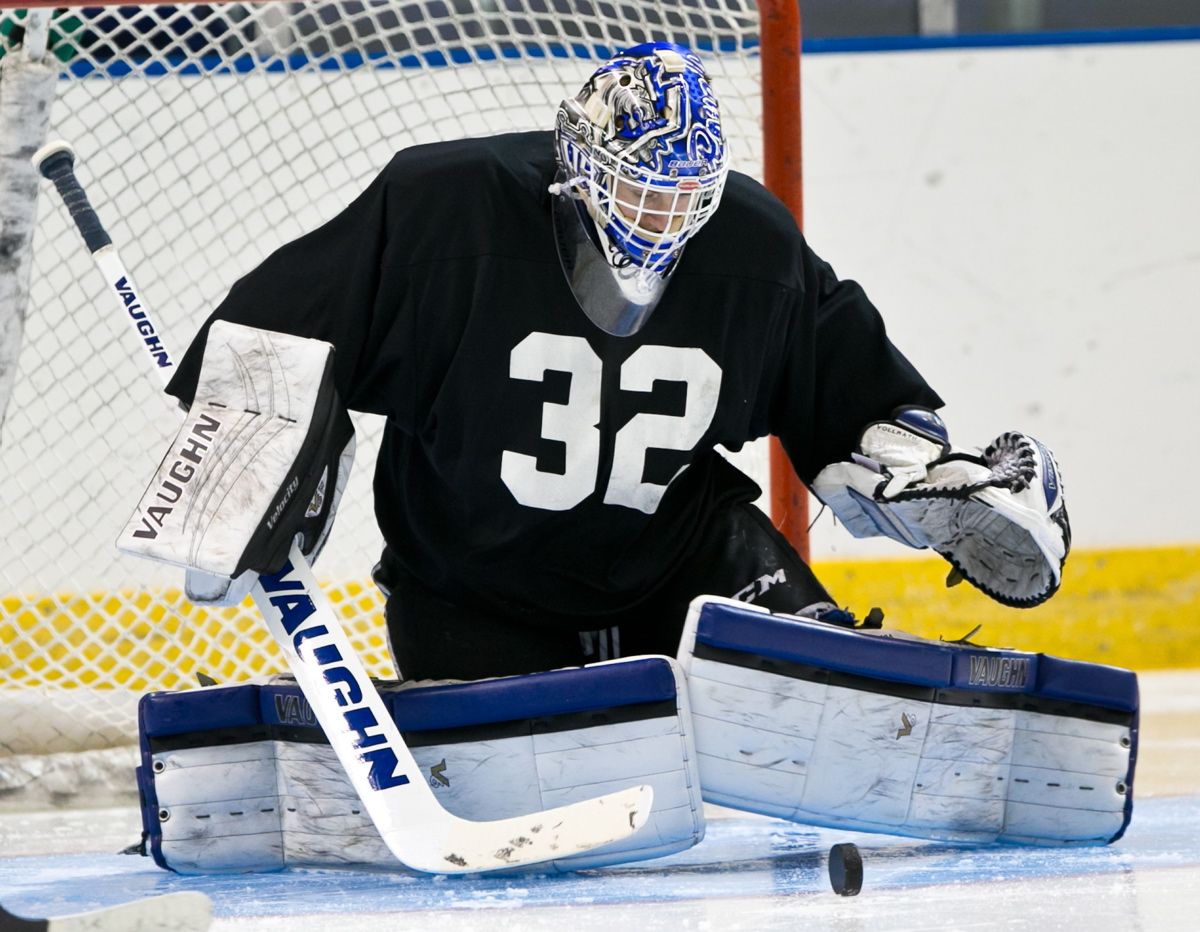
[813,545,1200,671]
[3,547,1197,690]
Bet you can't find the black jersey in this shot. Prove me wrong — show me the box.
[167,131,942,621]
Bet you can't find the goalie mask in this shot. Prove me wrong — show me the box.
[551,42,729,336]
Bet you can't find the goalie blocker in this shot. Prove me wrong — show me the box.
[679,597,1137,846]
[118,320,355,603]
[136,656,703,874]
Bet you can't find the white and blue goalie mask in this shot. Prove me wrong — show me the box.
[552,42,730,336]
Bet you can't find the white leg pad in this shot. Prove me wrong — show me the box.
[140,655,703,873]
[678,596,1137,846]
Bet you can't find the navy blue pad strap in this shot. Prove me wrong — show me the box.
[140,656,679,739]
[694,600,1137,713]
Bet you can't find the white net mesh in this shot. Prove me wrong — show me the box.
[0,0,777,805]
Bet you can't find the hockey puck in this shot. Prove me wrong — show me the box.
[828,842,863,896]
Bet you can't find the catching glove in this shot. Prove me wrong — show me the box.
[812,408,1070,607]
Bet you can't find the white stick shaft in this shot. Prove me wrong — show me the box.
[94,246,176,386]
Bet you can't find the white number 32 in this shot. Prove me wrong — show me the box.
[500,332,722,514]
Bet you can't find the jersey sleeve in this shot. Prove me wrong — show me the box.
[165,156,416,427]
[769,241,944,484]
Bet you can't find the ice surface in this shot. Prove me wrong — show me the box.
[1,797,1198,931]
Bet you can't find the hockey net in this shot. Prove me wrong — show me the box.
[0,0,801,806]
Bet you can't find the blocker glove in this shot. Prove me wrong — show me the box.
[118,321,355,606]
[812,407,1071,607]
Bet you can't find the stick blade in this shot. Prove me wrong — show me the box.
[2,892,211,932]
[395,782,654,875]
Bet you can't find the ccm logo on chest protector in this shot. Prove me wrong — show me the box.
[259,562,412,792]
[131,413,221,540]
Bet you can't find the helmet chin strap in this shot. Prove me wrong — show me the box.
[547,175,586,197]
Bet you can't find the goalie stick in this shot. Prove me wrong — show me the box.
[0,892,211,931]
[33,140,652,875]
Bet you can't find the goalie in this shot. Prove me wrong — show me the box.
[123,43,1130,876]
[155,41,1070,670]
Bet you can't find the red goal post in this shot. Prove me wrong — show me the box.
[759,0,808,561]
[0,0,806,804]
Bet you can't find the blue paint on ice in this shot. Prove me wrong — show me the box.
[2,795,1197,921]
